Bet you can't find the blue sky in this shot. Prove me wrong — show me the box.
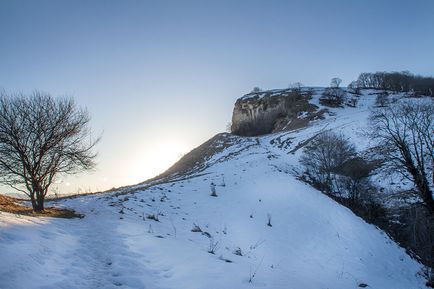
[1,0,433,194]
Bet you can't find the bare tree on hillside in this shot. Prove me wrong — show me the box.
[320,78,346,107]
[375,91,389,107]
[289,82,303,92]
[369,101,434,215]
[300,131,357,193]
[0,91,99,211]
[330,77,342,88]
[348,81,361,95]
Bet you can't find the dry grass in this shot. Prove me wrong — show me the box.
[0,194,83,218]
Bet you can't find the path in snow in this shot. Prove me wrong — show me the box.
[0,195,164,289]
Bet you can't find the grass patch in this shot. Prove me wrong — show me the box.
[0,194,83,218]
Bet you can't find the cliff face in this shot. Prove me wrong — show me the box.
[231,88,319,136]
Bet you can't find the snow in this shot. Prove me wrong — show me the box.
[0,89,430,289]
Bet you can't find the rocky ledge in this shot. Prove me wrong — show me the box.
[230,88,322,136]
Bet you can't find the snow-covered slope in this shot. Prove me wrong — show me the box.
[0,89,429,289]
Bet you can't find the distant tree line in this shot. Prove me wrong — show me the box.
[354,71,434,96]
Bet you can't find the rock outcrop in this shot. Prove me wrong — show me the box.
[231,88,319,136]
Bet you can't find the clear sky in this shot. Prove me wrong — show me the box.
[1,0,433,195]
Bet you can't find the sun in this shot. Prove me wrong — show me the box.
[127,141,190,185]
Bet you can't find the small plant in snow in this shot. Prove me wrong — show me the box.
[249,239,265,251]
[191,223,202,232]
[221,176,226,187]
[160,194,169,202]
[219,255,233,263]
[267,213,272,227]
[169,218,177,238]
[210,182,217,197]
[233,247,243,256]
[147,213,159,222]
[208,238,219,254]
[248,257,264,283]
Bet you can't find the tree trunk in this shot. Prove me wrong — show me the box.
[33,191,45,212]
[30,193,37,211]
[402,147,434,215]
[415,173,434,216]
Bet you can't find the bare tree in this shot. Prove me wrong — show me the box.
[0,91,99,211]
[320,88,346,107]
[330,77,342,88]
[320,78,346,107]
[347,81,361,95]
[375,91,389,107]
[333,157,376,204]
[289,82,303,92]
[300,131,356,194]
[369,100,434,214]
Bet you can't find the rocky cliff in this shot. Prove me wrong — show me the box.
[231,88,320,136]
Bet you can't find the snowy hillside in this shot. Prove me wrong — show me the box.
[0,89,430,289]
